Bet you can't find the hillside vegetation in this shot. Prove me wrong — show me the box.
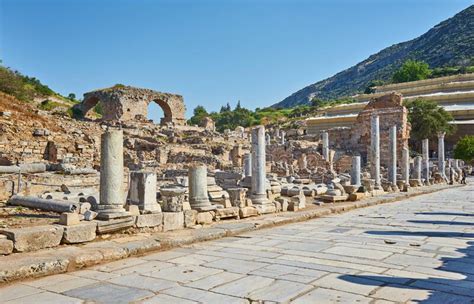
[274,4,474,108]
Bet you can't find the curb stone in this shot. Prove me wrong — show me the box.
[0,183,464,285]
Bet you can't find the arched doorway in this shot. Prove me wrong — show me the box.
[147,101,165,124]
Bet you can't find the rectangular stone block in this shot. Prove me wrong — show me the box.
[349,193,365,201]
[0,236,13,255]
[319,195,349,202]
[0,225,64,252]
[59,212,80,226]
[135,213,163,228]
[196,211,214,225]
[162,212,184,232]
[239,206,258,218]
[96,217,134,234]
[184,210,197,227]
[62,222,97,244]
[215,207,239,220]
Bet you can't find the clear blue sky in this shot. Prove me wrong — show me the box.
[1,0,472,121]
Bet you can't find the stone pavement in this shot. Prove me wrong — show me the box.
[1,180,473,303]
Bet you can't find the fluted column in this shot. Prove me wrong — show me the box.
[402,147,410,185]
[322,132,329,161]
[422,138,430,185]
[371,115,381,189]
[388,125,397,185]
[438,132,446,179]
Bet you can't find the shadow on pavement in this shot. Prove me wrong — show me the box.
[340,229,474,303]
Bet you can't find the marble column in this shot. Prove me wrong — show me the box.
[188,164,216,211]
[351,156,361,186]
[371,115,381,189]
[321,132,329,161]
[280,131,286,145]
[243,153,252,177]
[98,128,127,219]
[438,132,446,179]
[251,126,275,213]
[388,125,397,185]
[414,156,422,182]
[402,147,410,185]
[128,171,161,213]
[422,138,430,184]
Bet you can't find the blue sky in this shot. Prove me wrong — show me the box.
[1,0,472,121]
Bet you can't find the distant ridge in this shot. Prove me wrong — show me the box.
[273,5,474,108]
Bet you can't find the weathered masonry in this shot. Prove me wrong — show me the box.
[74,85,186,126]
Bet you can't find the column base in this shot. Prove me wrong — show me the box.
[251,194,276,214]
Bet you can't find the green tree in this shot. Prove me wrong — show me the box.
[392,60,432,83]
[364,80,385,94]
[405,99,455,141]
[454,135,474,162]
[188,105,209,126]
[68,93,76,100]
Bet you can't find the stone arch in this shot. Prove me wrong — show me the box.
[74,85,186,125]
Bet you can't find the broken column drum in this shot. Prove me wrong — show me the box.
[251,126,275,213]
[98,129,127,219]
[322,132,329,161]
[243,153,252,177]
[388,125,397,185]
[351,156,361,186]
[422,138,430,184]
[402,147,410,185]
[438,132,446,179]
[370,115,381,189]
[188,164,216,211]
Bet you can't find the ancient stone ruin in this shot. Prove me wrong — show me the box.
[74,85,186,126]
[0,88,470,259]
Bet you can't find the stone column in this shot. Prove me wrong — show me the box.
[437,132,446,179]
[251,126,275,213]
[370,115,381,189]
[98,129,127,219]
[422,139,430,184]
[128,171,161,213]
[402,147,410,185]
[321,132,329,161]
[280,131,286,145]
[414,156,422,182]
[351,156,361,186]
[243,153,252,177]
[388,125,397,185]
[188,164,216,211]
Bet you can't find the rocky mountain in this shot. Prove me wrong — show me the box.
[273,5,474,108]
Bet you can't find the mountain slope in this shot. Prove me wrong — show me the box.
[273,5,474,108]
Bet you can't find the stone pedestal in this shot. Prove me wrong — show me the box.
[321,132,329,161]
[188,164,216,211]
[160,187,186,212]
[98,129,128,219]
[370,116,381,189]
[438,132,446,179]
[388,125,397,185]
[422,138,430,185]
[251,126,275,213]
[128,171,161,213]
[351,156,361,186]
[402,147,410,185]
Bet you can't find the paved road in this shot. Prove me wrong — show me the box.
[1,181,474,303]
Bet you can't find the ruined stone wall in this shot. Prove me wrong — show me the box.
[325,93,410,168]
